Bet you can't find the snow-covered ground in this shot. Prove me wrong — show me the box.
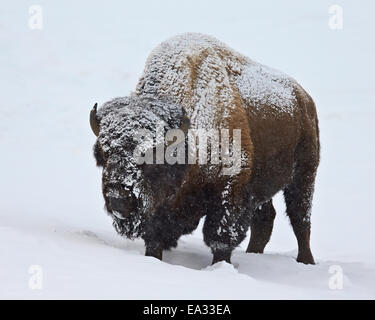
[1,0,375,299]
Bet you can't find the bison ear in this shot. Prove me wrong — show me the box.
[93,140,105,167]
[165,108,190,148]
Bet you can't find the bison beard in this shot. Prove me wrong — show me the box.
[112,214,144,240]
[90,33,320,265]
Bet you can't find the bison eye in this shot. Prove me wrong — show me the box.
[93,141,106,167]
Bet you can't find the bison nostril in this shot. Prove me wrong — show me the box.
[108,197,126,213]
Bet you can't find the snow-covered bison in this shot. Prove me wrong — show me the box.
[90,33,320,265]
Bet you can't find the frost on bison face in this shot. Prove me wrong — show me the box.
[92,96,186,239]
[90,33,320,265]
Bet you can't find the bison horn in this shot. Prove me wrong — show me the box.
[90,103,100,136]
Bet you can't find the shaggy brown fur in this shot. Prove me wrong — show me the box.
[91,33,320,265]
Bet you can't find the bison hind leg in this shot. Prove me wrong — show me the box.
[246,199,276,254]
[284,156,318,265]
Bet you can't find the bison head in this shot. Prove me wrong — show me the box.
[90,96,188,239]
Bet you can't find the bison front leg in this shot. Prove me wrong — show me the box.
[203,207,250,265]
[145,243,163,260]
[143,209,201,261]
[247,199,276,254]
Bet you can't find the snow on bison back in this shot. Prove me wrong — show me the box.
[89,33,320,265]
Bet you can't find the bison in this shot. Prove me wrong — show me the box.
[90,33,320,265]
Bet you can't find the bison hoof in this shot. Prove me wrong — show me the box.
[212,250,232,265]
[296,252,315,265]
[246,244,265,254]
[145,245,163,260]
